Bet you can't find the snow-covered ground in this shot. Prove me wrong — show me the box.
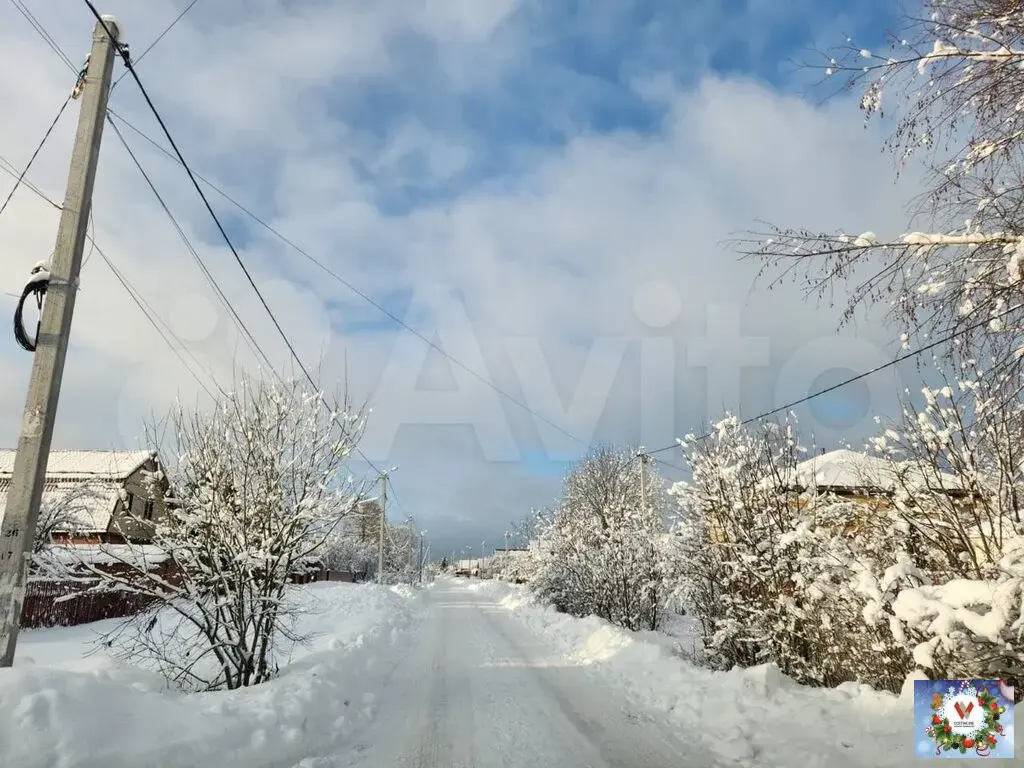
[2,577,929,768]
[466,579,923,768]
[0,583,423,768]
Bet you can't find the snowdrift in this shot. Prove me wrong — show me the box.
[0,583,422,768]
[483,579,921,768]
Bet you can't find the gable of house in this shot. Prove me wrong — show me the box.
[0,449,166,541]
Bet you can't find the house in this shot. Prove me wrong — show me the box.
[0,449,170,546]
[778,448,968,501]
[1,450,175,629]
[771,449,996,566]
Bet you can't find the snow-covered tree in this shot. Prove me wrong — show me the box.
[741,0,1024,378]
[30,482,105,557]
[724,0,1024,694]
[50,377,367,691]
[532,444,670,631]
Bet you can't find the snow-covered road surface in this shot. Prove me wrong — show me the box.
[2,580,918,768]
[303,580,696,768]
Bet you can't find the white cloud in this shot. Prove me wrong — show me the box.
[0,1,924,545]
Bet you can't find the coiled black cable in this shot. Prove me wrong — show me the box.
[14,266,49,352]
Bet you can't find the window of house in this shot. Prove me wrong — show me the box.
[143,499,154,520]
[124,491,134,514]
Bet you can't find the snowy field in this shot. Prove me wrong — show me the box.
[0,578,928,767]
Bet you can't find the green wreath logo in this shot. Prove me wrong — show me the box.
[926,681,1007,756]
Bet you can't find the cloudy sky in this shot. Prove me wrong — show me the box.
[0,0,928,557]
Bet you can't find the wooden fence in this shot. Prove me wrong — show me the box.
[21,580,159,629]
[23,567,363,629]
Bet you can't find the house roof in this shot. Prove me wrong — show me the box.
[0,449,155,480]
[0,449,157,532]
[782,449,965,492]
[0,479,120,532]
[33,543,170,571]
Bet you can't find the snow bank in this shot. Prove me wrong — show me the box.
[493,582,918,768]
[0,583,422,768]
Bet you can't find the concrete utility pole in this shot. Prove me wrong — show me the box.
[377,473,387,585]
[0,17,121,668]
[417,534,424,583]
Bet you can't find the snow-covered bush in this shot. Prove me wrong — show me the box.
[531,444,670,631]
[671,415,919,689]
[870,366,1024,687]
[672,415,812,676]
[53,377,367,691]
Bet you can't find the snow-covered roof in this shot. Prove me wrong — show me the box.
[37,543,170,569]
[0,479,120,532]
[0,449,155,480]
[779,449,964,492]
[0,450,158,532]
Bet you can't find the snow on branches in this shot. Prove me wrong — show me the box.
[740,0,1024,373]
[668,415,916,689]
[669,365,1024,691]
[46,377,368,691]
[530,444,670,632]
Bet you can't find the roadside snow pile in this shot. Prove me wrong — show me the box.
[494,583,918,768]
[0,583,422,768]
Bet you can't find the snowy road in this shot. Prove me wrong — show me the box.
[303,581,696,768]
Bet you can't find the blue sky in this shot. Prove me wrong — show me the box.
[0,0,924,553]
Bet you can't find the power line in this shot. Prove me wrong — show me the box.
[8,0,76,70]
[6,1,581,449]
[86,6,394,481]
[112,0,201,88]
[0,152,61,209]
[107,110,587,448]
[104,116,277,373]
[11,6,388,486]
[0,94,72,220]
[37,5,578,470]
[646,303,1024,456]
[94,242,218,400]
[85,3,327,413]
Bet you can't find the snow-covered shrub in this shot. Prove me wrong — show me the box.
[53,376,367,691]
[673,415,817,677]
[891,539,1024,689]
[531,444,670,632]
[29,482,106,558]
[871,367,1024,687]
[672,415,919,689]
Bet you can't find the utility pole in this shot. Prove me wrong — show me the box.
[0,17,121,669]
[638,448,649,512]
[377,473,387,585]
